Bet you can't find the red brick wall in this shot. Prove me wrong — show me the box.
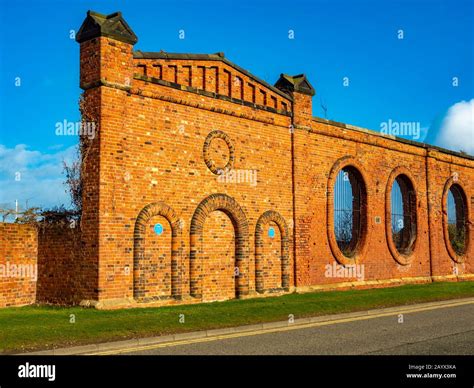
[93,83,294,304]
[1,14,472,310]
[292,119,473,290]
[77,42,102,302]
[261,221,283,291]
[293,121,431,286]
[141,215,173,300]
[36,224,83,305]
[73,25,473,308]
[201,210,236,302]
[0,223,37,307]
[426,150,474,278]
[77,36,295,306]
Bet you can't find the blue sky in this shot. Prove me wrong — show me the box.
[0,0,473,210]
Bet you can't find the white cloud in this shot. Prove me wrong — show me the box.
[0,144,77,211]
[436,99,474,155]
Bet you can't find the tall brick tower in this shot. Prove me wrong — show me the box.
[76,11,138,306]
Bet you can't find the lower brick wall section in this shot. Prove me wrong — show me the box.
[0,223,37,308]
[0,217,472,310]
[36,224,82,305]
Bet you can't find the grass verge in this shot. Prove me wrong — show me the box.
[0,281,472,353]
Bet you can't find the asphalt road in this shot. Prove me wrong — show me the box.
[122,303,474,355]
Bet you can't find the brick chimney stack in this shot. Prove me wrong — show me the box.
[76,11,138,90]
[275,74,315,129]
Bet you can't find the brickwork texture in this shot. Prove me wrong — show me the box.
[0,11,471,308]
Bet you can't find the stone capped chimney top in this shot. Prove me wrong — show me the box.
[275,74,315,96]
[76,10,138,45]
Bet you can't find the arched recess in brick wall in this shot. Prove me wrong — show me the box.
[442,177,470,263]
[134,202,182,301]
[255,211,290,293]
[385,167,419,265]
[190,194,249,299]
[327,156,370,266]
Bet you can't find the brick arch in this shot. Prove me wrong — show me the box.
[190,194,249,298]
[442,177,470,263]
[255,210,290,293]
[133,202,182,300]
[327,156,370,266]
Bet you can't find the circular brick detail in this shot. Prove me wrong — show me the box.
[203,130,235,175]
[255,211,290,293]
[442,177,469,263]
[190,193,249,298]
[133,202,182,300]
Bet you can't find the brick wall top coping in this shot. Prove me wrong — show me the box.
[133,50,293,101]
[312,116,474,162]
[76,10,138,45]
[274,73,315,96]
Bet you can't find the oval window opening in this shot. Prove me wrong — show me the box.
[333,167,366,258]
[391,175,417,255]
[447,184,467,255]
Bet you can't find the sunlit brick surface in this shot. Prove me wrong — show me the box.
[202,210,236,302]
[0,11,472,309]
[0,224,37,307]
